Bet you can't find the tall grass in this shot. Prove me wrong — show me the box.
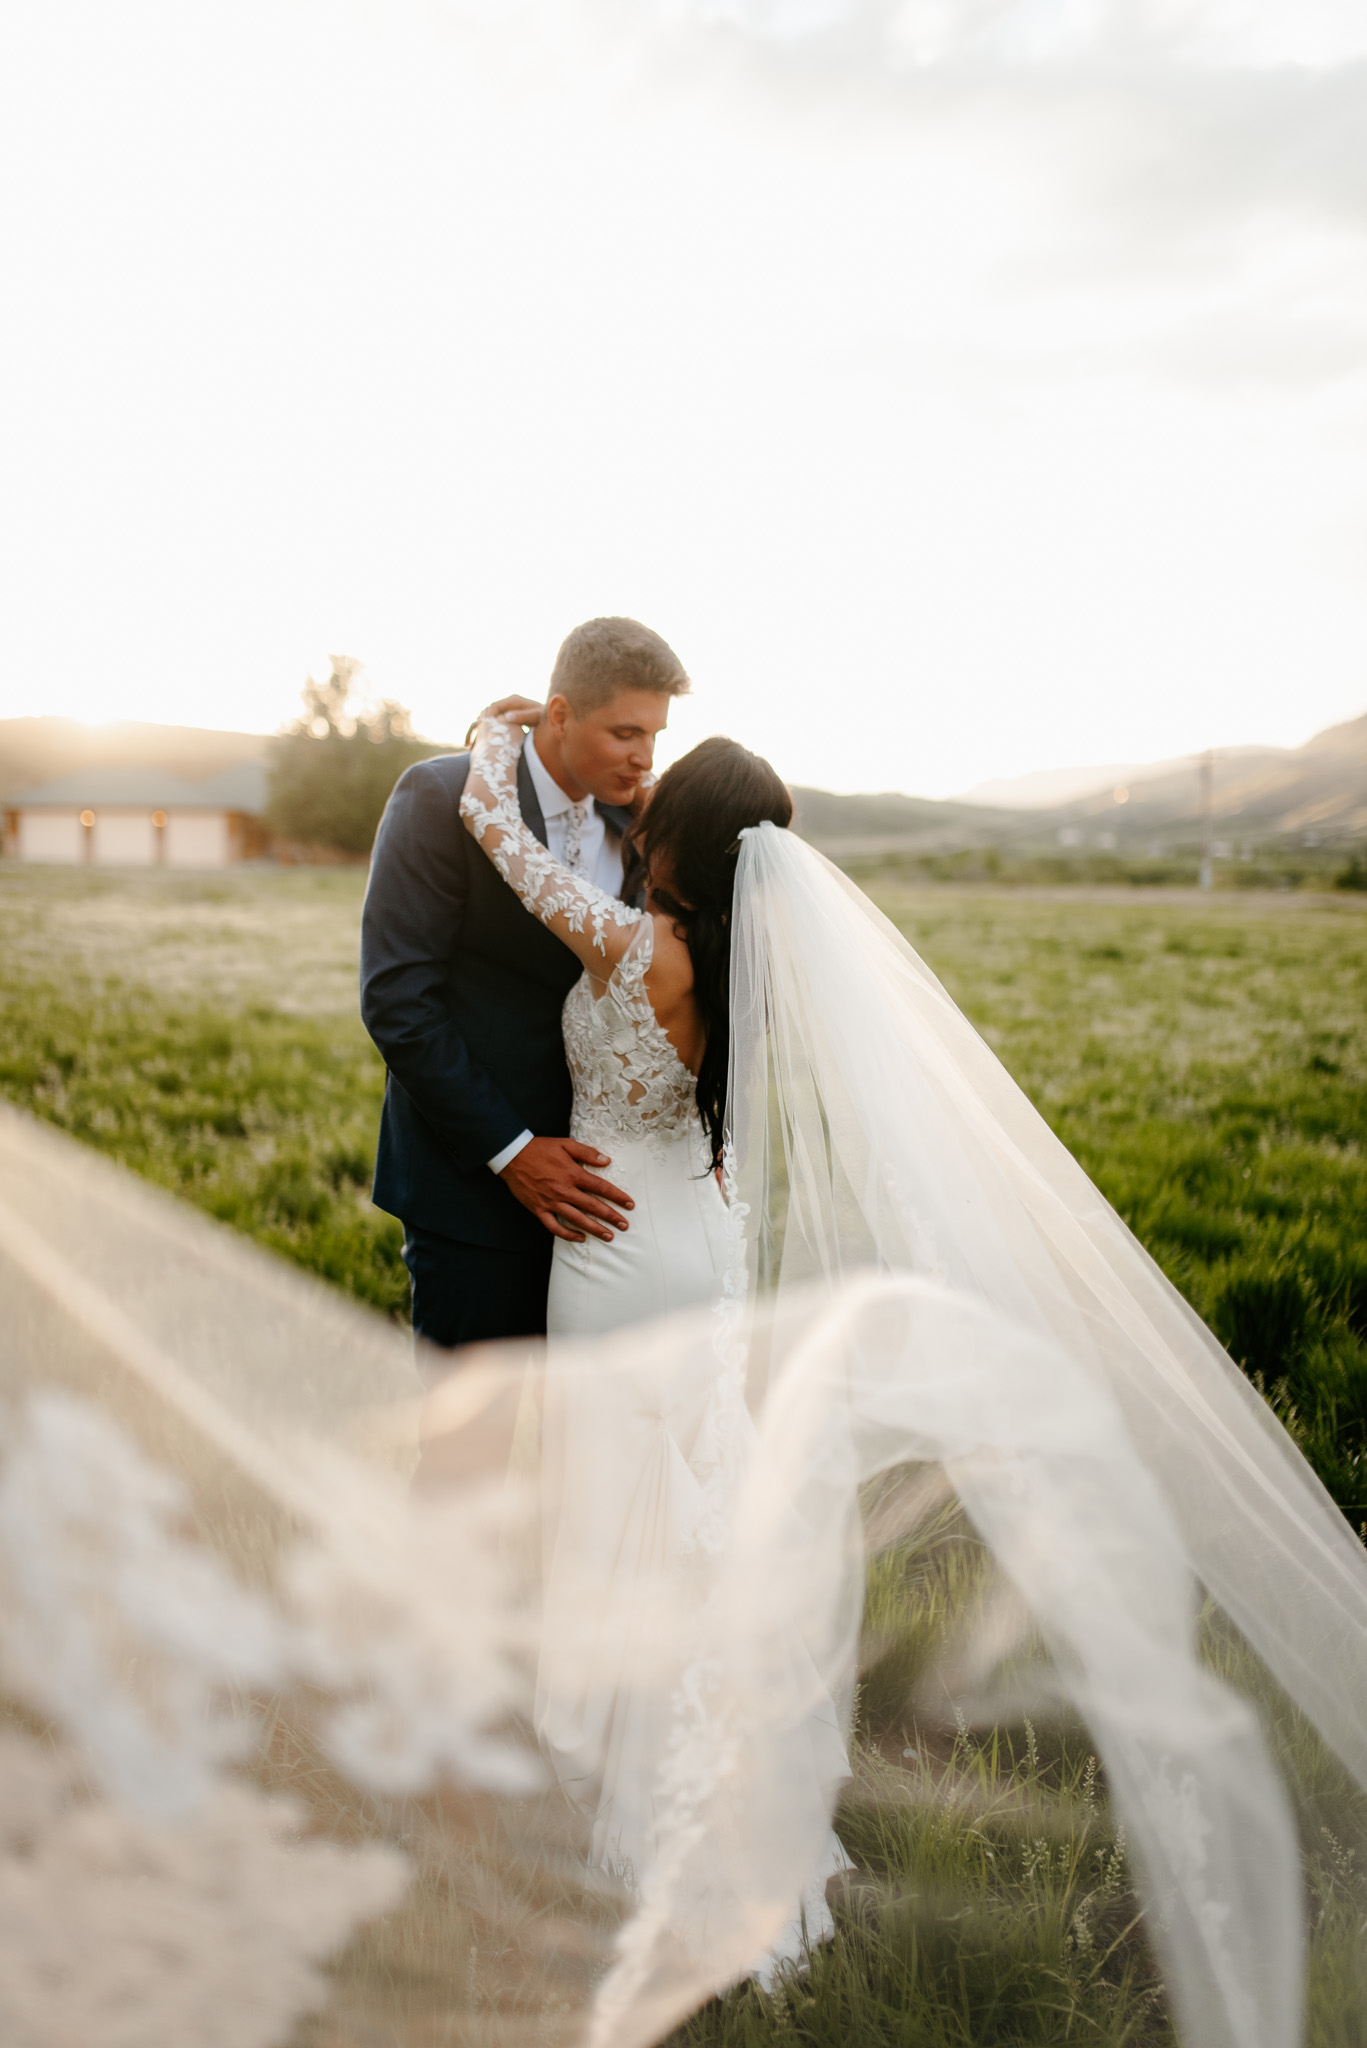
[0,866,407,1313]
[878,886,1367,1528]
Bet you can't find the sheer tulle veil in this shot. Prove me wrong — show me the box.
[713,819,1367,2048]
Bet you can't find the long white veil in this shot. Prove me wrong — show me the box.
[704,820,1367,2048]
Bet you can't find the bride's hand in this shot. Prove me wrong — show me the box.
[467,693,543,737]
[489,694,544,726]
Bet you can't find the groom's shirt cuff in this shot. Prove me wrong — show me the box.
[487,1129,534,1175]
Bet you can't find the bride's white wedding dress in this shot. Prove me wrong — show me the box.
[460,720,850,1968]
[549,921,729,1337]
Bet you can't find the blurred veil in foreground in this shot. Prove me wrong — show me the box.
[1,827,1366,2047]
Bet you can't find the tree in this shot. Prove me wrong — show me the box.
[266,658,439,857]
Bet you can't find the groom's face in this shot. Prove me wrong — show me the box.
[550,688,672,807]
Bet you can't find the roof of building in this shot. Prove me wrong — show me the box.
[6,764,268,812]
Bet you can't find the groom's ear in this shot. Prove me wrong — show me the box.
[544,693,573,737]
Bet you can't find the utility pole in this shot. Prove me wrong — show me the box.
[1199,750,1214,891]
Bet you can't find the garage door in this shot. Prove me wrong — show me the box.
[92,812,157,865]
[165,812,230,867]
[18,812,83,863]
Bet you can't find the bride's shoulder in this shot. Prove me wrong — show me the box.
[640,910,693,996]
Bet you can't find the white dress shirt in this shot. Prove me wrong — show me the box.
[486,733,627,1176]
[522,731,627,897]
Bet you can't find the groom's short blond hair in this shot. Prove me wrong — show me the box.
[550,617,690,713]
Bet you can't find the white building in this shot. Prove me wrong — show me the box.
[4,764,269,867]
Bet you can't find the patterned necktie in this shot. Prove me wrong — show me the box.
[562,798,591,875]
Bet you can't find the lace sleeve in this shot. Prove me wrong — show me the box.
[459,717,643,972]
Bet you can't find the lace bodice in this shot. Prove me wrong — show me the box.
[563,923,705,1158]
[460,718,703,1158]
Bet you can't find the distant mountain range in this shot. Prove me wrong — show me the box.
[4,708,1365,856]
[1051,713,1367,845]
[790,710,1367,856]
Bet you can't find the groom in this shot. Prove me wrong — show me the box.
[360,617,690,1352]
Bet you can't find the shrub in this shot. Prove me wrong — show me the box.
[266,658,442,858]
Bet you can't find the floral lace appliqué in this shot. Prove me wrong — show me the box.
[564,923,703,1161]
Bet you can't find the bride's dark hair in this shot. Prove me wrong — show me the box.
[630,736,792,1174]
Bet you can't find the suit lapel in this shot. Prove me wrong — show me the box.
[517,743,549,847]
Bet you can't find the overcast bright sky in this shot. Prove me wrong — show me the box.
[2,0,1365,794]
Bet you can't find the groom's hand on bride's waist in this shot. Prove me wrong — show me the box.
[497,1136,632,1243]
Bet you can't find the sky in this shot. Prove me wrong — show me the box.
[1,0,1365,796]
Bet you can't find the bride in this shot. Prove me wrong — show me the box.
[460,710,788,1338]
[460,708,853,1964]
[458,705,1367,2048]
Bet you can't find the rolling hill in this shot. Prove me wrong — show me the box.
[0,719,272,798]
[1054,712,1367,847]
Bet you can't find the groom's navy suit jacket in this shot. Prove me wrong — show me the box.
[360,748,634,1253]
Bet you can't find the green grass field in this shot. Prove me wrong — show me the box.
[4,864,1363,1523]
[0,863,409,1315]
[2,861,1366,2045]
